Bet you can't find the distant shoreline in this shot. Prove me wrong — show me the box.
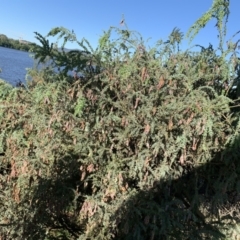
[0,33,36,52]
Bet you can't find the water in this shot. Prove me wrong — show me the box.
[0,46,34,86]
[0,47,97,86]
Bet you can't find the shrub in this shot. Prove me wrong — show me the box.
[1,1,240,239]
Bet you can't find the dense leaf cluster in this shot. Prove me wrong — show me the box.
[1,2,240,239]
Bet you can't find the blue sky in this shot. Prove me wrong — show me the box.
[0,0,239,51]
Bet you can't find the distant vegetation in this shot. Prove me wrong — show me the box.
[1,0,240,239]
[0,33,37,52]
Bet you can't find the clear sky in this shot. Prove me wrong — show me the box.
[0,0,239,51]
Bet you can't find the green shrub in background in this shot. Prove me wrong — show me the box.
[1,0,240,239]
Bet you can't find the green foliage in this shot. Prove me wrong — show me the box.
[186,0,230,51]
[74,97,85,117]
[32,28,98,79]
[0,79,85,239]
[1,1,240,239]
[33,32,55,64]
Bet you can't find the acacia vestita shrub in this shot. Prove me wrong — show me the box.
[1,7,240,239]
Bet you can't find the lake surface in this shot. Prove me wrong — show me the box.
[0,46,34,86]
